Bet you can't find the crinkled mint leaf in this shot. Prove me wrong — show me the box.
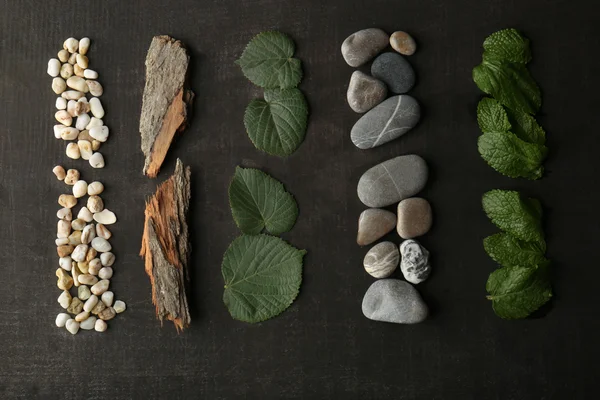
[229,167,298,235]
[483,28,531,64]
[484,232,548,268]
[222,234,306,323]
[235,31,302,89]
[473,58,541,115]
[505,108,546,145]
[477,97,511,132]
[486,264,552,319]
[482,190,544,243]
[244,88,308,157]
[478,131,547,179]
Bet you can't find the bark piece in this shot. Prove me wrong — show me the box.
[140,35,194,178]
[140,159,191,331]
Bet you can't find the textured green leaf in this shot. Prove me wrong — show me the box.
[222,234,306,323]
[486,264,552,319]
[477,97,511,133]
[478,131,547,179]
[505,108,546,145]
[229,167,298,235]
[482,190,544,243]
[244,88,308,157]
[484,232,548,268]
[473,58,541,115]
[235,31,302,89]
[483,28,531,64]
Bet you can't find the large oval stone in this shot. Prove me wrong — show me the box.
[350,95,420,149]
[357,155,428,208]
[371,52,416,94]
[362,279,428,324]
[341,28,389,67]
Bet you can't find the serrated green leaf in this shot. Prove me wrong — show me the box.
[483,28,532,64]
[484,232,548,268]
[478,131,547,179]
[236,31,302,89]
[482,190,544,243]
[486,264,552,319]
[477,97,511,132]
[473,58,541,115]
[505,108,546,145]
[222,234,306,323]
[244,88,308,157]
[229,167,298,235]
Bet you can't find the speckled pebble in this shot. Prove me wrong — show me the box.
[390,31,417,55]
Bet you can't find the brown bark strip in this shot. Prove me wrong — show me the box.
[140,35,194,178]
[140,159,191,331]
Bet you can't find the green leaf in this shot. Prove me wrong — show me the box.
[482,190,544,243]
[478,131,547,179]
[505,108,546,145]
[483,28,531,64]
[486,264,552,319]
[473,58,541,115]
[235,31,302,89]
[229,167,298,235]
[244,88,308,157]
[477,97,511,132]
[484,232,548,268]
[222,234,306,323]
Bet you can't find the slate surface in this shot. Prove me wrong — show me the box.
[0,0,598,399]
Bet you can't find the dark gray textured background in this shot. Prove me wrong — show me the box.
[1,0,598,399]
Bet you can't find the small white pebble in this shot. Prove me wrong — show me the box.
[53,124,63,139]
[55,97,67,110]
[113,300,126,314]
[91,279,110,295]
[57,290,71,309]
[66,100,77,117]
[71,244,88,262]
[86,80,103,97]
[58,49,69,62]
[87,181,104,196]
[80,316,96,330]
[55,110,72,126]
[64,169,80,185]
[76,54,88,69]
[55,238,69,246]
[78,285,91,300]
[100,252,115,267]
[91,237,111,253]
[65,319,80,335]
[59,127,79,141]
[61,90,85,100]
[72,180,88,198]
[60,63,73,79]
[78,140,93,160]
[57,207,72,221]
[78,274,98,286]
[56,313,70,328]
[57,219,71,238]
[75,311,90,322]
[94,319,107,332]
[66,76,88,92]
[59,256,73,271]
[53,165,66,180]
[98,267,113,280]
[96,223,112,239]
[89,152,105,168]
[52,77,66,94]
[89,258,102,275]
[101,291,114,307]
[93,209,116,225]
[77,207,93,223]
[84,69,98,79]
[79,37,90,55]
[66,143,81,159]
[89,97,104,118]
[86,117,103,130]
[47,58,60,77]
[87,195,104,213]
[83,294,99,312]
[81,225,95,245]
[89,126,109,142]
[64,37,79,53]
[75,113,90,130]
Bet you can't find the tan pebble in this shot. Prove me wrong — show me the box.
[91,279,110,295]
[68,230,82,245]
[55,110,72,126]
[96,223,112,239]
[52,77,67,94]
[74,64,85,77]
[67,76,88,92]
[92,140,101,151]
[58,49,69,62]
[78,261,89,274]
[61,90,85,100]
[72,262,81,287]
[88,258,102,275]
[78,285,91,301]
[56,268,73,290]
[60,63,74,79]
[57,244,74,257]
[78,140,93,160]
[75,311,90,322]
[53,165,66,180]
[78,274,97,285]
[85,246,97,262]
[86,80,103,97]
[87,195,104,213]
[79,37,90,55]
[58,194,77,208]
[390,31,417,56]
[66,143,81,159]
[77,129,92,141]
[67,297,84,314]
[68,52,78,65]
[98,307,116,321]
[71,218,86,231]
[76,54,88,69]
[90,297,106,315]
[64,169,80,185]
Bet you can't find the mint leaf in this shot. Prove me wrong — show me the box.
[244,88,308,157]
[222,234,306,323]
[505,108,546,145]
[483,28,531,64]
[473,58,541,115]
[235,31,302,89]
[486,265,552,319]
[478,131,547,179]
[482,190,544,243]
[477,97,511,132]
[229,167,298,235]
[484,232,548,268]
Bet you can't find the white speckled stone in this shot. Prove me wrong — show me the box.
[400,240,431,284]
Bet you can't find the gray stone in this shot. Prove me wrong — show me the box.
[362,279,428,324]
[390,31,417,56]
[397,197,433,239]
[347,71,387,113]
[357,155,428,208]
[357,208,396,246]
[350,95,420,149]
[363,242,399,278]
[371,52,416,94]
[400,240,431,284]
[341,28,389,67]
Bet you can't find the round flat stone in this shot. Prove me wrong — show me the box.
[357,208,396,246]
[371,52,416,94]
[363,241,399,278]
[347,71,387,113]
[357,155,428,208]
[351,95,420,149]
[341,28,389,67]
[390,31,417,55]
[397,197,433,239]
[362,279,428,324]
[400,239,431,284]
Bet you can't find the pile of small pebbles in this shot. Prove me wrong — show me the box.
[47,37,107,168]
